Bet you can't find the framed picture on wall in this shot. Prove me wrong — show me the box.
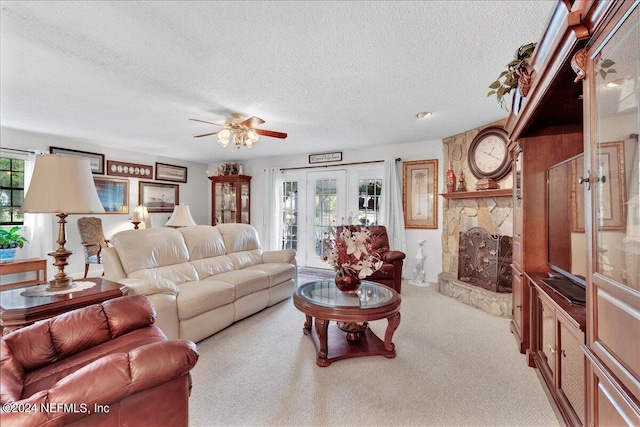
[93,177,129,214]
[50,146,105,174]
[139,181,179,213]
[155,162,187,183]
[402,159,438,229]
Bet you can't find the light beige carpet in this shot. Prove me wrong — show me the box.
[189,279,560,426]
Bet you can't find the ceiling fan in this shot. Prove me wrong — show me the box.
[189,113,287,149]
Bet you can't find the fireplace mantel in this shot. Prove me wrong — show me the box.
[440,189,512,199]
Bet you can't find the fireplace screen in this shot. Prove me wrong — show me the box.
[458,227,512,293]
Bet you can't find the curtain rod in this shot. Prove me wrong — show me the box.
[279,158,401,172]
[0,147,37,154]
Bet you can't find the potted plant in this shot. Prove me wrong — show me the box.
[0,226,28,262]
[488,42,537,110]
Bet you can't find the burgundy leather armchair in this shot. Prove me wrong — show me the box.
[1,295,199,427]
[338,225,406,293]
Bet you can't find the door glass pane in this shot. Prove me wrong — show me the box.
[281,181,298,250]
[314,179,337,256]
[594,6,639,290]
[357,178,382,226]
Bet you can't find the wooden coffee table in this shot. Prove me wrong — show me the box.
[0,278,127,335]
[293,280,401,367]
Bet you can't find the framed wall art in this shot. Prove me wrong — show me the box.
[309,151,342,164]
[107,160,153,178]
[139,181,179,213]
[50,146,105,174]
[93,177,129,214]
[403,159,438,229]
[155,162,188,183]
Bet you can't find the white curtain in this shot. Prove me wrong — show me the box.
[261,168,281,251]
[24,152,54,259]
[380,158,406,253]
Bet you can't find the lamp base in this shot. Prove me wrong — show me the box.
[47,276,75,292]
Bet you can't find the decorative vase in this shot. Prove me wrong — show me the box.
[335,269,361,293]
[445,162,456,193]
[0,248,17,263]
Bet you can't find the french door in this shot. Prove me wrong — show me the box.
[305,171,346,268]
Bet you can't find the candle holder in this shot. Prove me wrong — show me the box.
[132,221,141,229]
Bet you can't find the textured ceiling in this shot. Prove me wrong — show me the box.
[0,1,556,163]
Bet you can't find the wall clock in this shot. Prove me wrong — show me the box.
[467,126,511,182]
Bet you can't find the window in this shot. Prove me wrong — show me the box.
[357,178,382,226]
[0,157,25,225]
[281,181,298,250]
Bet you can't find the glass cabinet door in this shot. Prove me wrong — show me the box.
[593,5,639,290]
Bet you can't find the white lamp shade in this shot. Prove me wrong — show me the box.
[20,154,105,214]
[134,205,152,228]
[165,203,197,227]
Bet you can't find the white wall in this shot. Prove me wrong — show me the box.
[1,127,210,279]
[233,139,445,283]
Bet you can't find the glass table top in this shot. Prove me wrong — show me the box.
[297,280,394,308]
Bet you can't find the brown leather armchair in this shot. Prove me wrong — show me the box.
[337,225,406,293]
[1,295,199,427]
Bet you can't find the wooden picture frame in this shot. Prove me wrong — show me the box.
[50,146,105,175]
[107,160,153,178]
[596,141,626,230]
[93,177,129,214]
[155,162,187,183]
[139,181,179,213]
[309,152,342,164]
[402,159,438,229]
[572,141,626,232]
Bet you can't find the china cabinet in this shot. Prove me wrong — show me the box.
[209,174,251,225]
[505,1,640,425]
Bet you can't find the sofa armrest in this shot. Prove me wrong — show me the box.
[0,340,198,427]
[103,246,127,282]
[262,249,296,265]
[119,278,179,297]
[381,250,406,264]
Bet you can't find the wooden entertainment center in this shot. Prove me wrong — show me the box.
[505,1,639,426]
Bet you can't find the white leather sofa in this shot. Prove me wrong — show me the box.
[102,224,297,343]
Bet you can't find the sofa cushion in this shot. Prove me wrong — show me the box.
[191,255,236,279]
[213,269,270,298]
[245,263,297,287]
[128,263,199,285]
[216,223,261,253]
[176,280,235,320]
[21,326,166,400]
[227,249,263,269]
[111,228,190,274]
[179,225,227,260]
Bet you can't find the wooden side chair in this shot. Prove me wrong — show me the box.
[77,216,110,278]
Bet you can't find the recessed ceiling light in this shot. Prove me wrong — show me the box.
[416,112,432,119]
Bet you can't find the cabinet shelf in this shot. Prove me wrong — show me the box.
[440,189,512,199]
[209,174,251,225]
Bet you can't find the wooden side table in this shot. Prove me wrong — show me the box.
[0,258,47,290]
[0,277,127,335]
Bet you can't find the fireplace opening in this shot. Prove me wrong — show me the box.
[458,227,512,293]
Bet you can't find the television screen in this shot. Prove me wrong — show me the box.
[547,154,587,287]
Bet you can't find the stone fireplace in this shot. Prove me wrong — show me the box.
[438,121,514,317]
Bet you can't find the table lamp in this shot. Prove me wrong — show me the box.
[165,203,197,228]
[20,154,105,290]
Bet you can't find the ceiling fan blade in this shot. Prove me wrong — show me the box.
[255,129,288,139]
[194,131,220,138]
[189,118,225,127]
[239,116,265,128]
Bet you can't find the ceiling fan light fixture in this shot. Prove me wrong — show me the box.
[218,128,231,147]
[247,129,259,144]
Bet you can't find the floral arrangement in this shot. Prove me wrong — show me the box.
[321,222,383,279]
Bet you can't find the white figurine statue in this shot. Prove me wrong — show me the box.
[409,239,429,287]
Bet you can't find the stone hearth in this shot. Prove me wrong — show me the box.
[438,272,512,317]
